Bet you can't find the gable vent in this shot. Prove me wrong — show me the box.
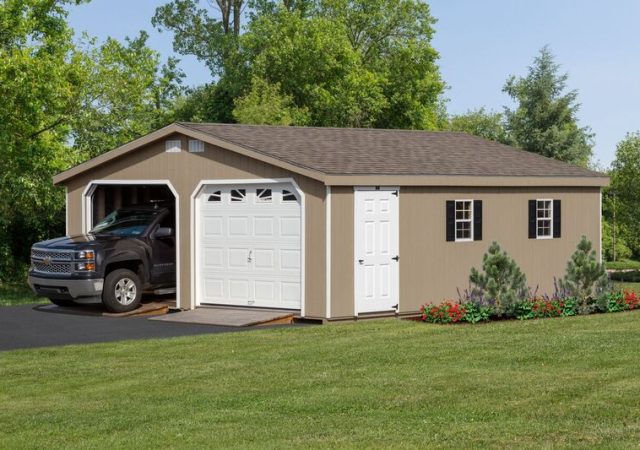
[189,139,204,153]
[165,139,182,153]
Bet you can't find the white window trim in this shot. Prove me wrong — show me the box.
[454,199,474,243]
[536,198,554,240]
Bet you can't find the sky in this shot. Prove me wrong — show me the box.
[67,0,640,166]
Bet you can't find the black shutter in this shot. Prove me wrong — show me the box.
[473,200,482,241]
[446,200,455,242]
[553,199,561,238]
[528,200,536,239]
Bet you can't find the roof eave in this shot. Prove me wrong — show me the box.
[323,174,609,187]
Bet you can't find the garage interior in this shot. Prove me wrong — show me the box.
[87,183,178,309]
[90,184,175,227]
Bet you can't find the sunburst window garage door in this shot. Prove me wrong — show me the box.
[196,183,302,309]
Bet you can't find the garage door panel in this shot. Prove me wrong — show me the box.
[202,247,224,269]
[280,217,301,237]
[198,183,302,309]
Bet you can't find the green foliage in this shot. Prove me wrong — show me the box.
[558,236,609,313]
[605,259,640,271]
[503,46,593,167]
[448,107,510,144]
[610,132,640,258]
[0,0,185,281]
[461,302,492,324]
[233,78,310,126]
[601,219,632,262]
[469,242,528,316]
[156,0,446,128]
[71,31,185,159]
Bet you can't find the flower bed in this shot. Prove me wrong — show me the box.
[419,290,640,324]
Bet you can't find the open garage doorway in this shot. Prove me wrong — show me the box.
[82,180,181,309]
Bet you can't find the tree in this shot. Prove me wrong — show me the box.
[448,108,509,144]
[0,0,185,280]
[0,0,90,279]
[559,236,608,313]
[71,32,185,159]
[609,132,640,257]
[469,242,528,316]
[503,46,594,167]
[155,0,446,128]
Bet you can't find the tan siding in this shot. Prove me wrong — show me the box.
[64,134,326,313]
[399,186,601,313]
[330,187,355,318]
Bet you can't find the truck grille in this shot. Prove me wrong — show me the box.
[31,248,74,275]
[32,261,73,274]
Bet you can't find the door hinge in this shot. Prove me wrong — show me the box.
[392,190,399,197]
[392,255,399,262]
[392,304,398,310]
[358,259,364,265]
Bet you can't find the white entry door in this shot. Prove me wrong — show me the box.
[197,183,302,309]
[354,187,400,314]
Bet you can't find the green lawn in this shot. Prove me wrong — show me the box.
[0,282,44,306]
[606,259,640,271]
[1,313,639,448]
[613,281,640,292]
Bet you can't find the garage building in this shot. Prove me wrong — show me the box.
[53,122,608,320]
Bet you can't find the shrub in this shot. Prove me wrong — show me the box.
[469,242,528,317]
[462,302,492,324]
[559,236,609,314]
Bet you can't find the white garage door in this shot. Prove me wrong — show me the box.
[197,183,302,309]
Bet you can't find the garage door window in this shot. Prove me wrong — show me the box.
[207,191,221,202]
[256,188,272,203]
[231,189,246,202]
[282,190,297,202]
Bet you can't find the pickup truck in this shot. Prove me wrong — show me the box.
[28,205,176,313]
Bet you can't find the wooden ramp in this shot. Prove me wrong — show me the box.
[149,307,295,327]
[39,302,170,318]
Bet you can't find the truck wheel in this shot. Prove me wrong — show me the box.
[102,269,142,313]
[49,299,75,308]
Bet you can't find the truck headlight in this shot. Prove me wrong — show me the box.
[76,262,96,271]
[77,250,95,260]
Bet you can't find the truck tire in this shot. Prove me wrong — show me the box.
[49,299,75,308]
[102,269,142,313]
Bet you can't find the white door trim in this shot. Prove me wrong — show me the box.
[325,185,332,319]
[353,186,400,316]
[80,179,181,309]
[190,178,306,315]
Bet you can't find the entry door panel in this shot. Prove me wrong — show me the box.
[198,184,302,309]
[355,188,399,313]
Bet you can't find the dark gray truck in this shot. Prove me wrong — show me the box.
[28,205,176,313]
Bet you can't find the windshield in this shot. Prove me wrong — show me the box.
[90,209,160,236]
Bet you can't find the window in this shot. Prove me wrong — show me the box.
[207,191,221,202]
[256,188,272,203]
[282,189,297,202]
[188,139,204,153]
[455,200,473,241]
[230,189,246,202]
[536,199,553,238]
[165,139,181,153]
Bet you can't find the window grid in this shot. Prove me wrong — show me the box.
[282,190,297,202]
[455,200,473,242]
[207,190,221,202]
[536,199,553,238]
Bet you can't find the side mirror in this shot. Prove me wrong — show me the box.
[154,227,173,238]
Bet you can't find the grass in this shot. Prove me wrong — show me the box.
[0,282,45,306]
[606,259,640,271]
[1,313,640,448]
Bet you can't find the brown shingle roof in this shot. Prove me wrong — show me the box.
[179,122,602,178]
